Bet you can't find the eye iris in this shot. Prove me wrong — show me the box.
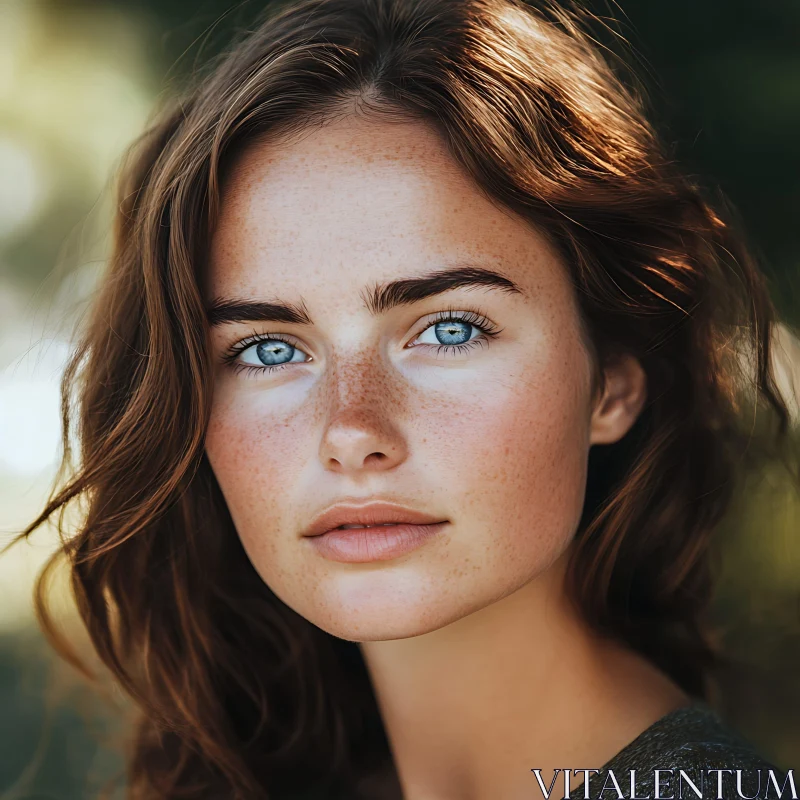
[435,320,472,345]
[255,340,294,366]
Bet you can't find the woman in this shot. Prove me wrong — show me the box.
[14,0,797,797]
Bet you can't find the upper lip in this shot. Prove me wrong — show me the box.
[303,501,447,537]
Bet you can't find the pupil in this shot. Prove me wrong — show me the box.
[256,340,293,366]
[435,320,471,345]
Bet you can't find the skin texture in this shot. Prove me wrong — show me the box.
[204,115,688,800]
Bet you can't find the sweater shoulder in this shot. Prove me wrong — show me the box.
[571,702,791,800]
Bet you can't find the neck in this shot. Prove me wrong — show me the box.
[358,552,689,800]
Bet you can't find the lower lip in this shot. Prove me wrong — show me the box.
[306,522,448,563]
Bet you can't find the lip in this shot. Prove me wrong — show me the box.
[302,501,449,563]
[303,501,447,538]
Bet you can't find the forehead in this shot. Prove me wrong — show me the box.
[206,116,562,301]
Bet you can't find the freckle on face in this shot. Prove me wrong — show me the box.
[203,115,595,641]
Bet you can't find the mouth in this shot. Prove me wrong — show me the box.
[306,520,449,563]
[303,500,448,538]
[302,501,449,562]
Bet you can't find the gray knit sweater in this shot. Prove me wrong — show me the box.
[567,701,792,800]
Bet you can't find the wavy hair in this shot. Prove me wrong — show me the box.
[12,0,797,797]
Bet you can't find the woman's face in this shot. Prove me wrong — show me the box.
[204,116,637,640]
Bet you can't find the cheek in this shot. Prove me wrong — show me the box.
[204,389,327,608]
[420,340,592,569]
[204,389,310,542]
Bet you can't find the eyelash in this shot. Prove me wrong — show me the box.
[221,306,503,377]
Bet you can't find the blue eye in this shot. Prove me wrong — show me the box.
[223,334,310,375]
[412,309,501,353]
[248,339,305,366]
[416,319,476,346]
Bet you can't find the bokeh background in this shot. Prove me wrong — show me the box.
[1,0,799,797]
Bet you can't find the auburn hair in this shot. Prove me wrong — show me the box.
[12,0,796,797]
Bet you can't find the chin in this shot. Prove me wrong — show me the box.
[289,572,480,642]
[319,614,448,643]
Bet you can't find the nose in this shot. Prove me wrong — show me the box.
[320,412,407,473]
[317,357,409,475]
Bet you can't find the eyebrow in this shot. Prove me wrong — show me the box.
[206,266,523,327]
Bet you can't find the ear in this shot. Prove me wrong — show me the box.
[589,353,648,446]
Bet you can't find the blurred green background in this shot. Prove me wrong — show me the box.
[0,0,798,797]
